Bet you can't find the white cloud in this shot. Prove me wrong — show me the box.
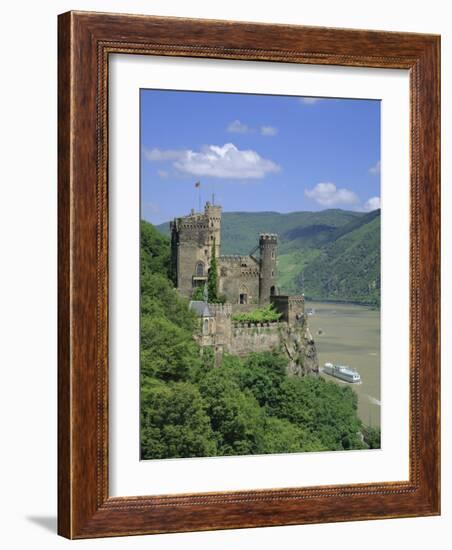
[299,97,322,105]
[260,125,278,136]
[145,143,280,180]
[363,196,381,211]
[369,160,381,175]
[227,120,251,134]
[157,169,169,178]
[305,182,360,207]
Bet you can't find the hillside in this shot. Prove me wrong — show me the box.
[140,220,371,459]
[300,211,380,305]
[155,208,380,305]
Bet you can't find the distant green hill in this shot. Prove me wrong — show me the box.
[300,211,380,305]
[155,208,380,305]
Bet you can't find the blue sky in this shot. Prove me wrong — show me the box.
[140,89,380,225]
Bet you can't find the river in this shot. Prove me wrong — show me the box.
[306,301,381,428]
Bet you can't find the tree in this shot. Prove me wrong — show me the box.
[192,284,206,301]
[140,220,171,278]
[363,426,381,449]
[273,376,365,451]
[141,316,199,382]
[141,380,217,459]
[234,351,287,409]
[207,239,219,302]
[197,366,267,456]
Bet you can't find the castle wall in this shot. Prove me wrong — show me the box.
[271,295,305,324]
[231,303,256,314]
[229,322,283,356]
[208,303,232,348]
[171,202,221,298]
[176,234,208,297]
[219,255,259,305]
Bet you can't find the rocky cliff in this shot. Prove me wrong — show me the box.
[279,320,319,376]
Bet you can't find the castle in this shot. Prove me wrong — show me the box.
[170,202,318,374]
[170,201,277,307]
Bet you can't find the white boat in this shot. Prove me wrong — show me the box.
[323,362,361,383]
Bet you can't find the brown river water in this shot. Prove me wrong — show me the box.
[306,301,381,428]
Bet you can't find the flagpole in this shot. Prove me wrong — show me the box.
[195,181,201,212]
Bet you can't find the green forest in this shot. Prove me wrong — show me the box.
[157,208,380,306]
[141,220,380,459]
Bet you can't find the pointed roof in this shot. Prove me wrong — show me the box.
[189,300,212,317]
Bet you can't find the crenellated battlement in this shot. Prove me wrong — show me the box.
[259,233,278,243]
[209,303,232,317]
[287,295,305,303]
[232,320,282,329]
[219,255,250,263]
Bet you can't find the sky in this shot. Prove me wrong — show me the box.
[140,89,380,225]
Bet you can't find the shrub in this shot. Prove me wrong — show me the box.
[232,305,282,323]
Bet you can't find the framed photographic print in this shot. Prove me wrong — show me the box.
[58,11,440,538]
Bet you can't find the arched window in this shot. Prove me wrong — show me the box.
[195,261,205,277]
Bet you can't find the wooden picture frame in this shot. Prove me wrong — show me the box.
[58,11,440,539]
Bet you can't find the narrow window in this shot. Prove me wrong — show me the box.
[239,293,248,305]
[195,261,204,277]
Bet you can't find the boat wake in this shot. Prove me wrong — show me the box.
[366,395,381,406]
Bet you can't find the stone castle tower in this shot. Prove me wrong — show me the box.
[170,202,278,306]
[258,234,277,305]
[170,202,221,295]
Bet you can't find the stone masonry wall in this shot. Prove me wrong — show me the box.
[229,322,282,356]
[219,255,260,305]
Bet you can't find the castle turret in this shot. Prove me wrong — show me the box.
[259,233,277,305]
[204,201,221,259]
